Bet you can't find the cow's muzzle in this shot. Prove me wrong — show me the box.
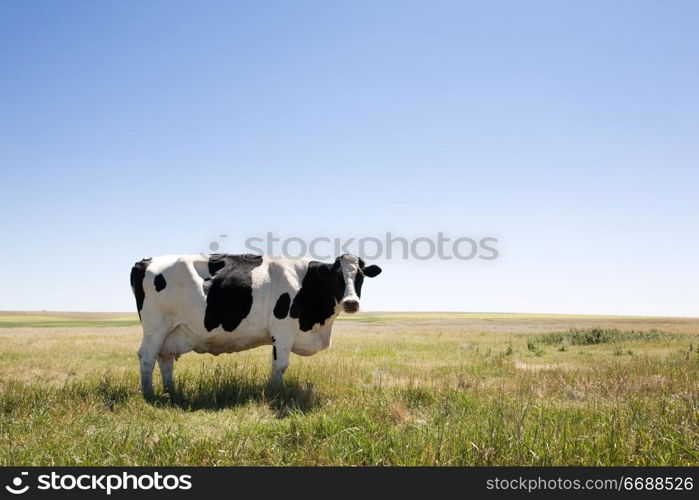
[342,299,360,314]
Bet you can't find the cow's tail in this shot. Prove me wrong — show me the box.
[130,258,152,320]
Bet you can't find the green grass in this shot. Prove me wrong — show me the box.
[0,319,141,328]
[536,328,688,346]
[0,313,140,329]
[1,313,698,465]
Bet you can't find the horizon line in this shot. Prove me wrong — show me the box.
[0,310,697,320]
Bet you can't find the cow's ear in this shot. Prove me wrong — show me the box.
[363,265,382,277]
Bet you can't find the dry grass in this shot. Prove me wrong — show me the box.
[0,312,697,465]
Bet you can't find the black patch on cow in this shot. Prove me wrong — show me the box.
[273,292,291,319]
[273,345,277,361]
[154,274,167,292]
[354,272,364,298]
[129,258,152,320]
[203,253,263,332]
[290,261,346,332]
[208,257,227,275]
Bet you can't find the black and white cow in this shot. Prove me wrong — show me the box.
[130,253,381,398]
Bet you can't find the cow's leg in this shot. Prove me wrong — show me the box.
[157,355,175,394]
[138,341,157,399]
[269,328,294,389]
[138,316,171,399]
[156,326,190,395]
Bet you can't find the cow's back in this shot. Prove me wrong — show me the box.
[131,254,314,356]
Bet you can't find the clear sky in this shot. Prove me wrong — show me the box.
[1,1,697,316]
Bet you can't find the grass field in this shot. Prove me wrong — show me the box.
[1,311,697,465]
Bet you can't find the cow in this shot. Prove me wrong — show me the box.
[129,253,382,398]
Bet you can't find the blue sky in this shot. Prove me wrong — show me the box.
[1,1,697,316]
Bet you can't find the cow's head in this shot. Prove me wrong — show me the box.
[318,254,382,314]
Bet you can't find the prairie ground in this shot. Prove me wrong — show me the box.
[0,311,697,465]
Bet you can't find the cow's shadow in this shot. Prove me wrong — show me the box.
[153,379,320,417]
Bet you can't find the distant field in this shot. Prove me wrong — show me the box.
[1,311,697,465]
[0,312,140,329]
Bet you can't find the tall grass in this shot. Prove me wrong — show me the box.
[1,352,697,465]
[1,319,697,465]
